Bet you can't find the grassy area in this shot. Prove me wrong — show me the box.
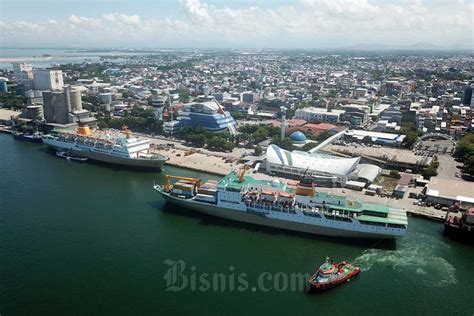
[373,175,399,191]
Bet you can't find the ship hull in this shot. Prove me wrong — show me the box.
[43,138,166,169]
[14,134,43,143]
[156,189,399,240]
[444,223,474,243]
[307,268,360,292]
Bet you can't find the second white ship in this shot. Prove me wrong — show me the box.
[42,125,167,169]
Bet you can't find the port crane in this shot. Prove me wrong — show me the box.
[164,175,201,193]
[237,165,251,182]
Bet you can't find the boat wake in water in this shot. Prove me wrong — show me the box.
[354,232,456,286]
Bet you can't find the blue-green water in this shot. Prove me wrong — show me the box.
[0,48,155,69]
[0,134,473,315]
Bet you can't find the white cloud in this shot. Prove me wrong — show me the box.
[1,0,473,48]
[102,13,116,22]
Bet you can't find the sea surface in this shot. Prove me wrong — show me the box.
[0,48,154,69]
[0,133,473,315]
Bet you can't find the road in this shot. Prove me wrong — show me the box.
[436,154,463,180]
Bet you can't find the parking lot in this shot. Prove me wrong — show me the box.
[414,139,456,155]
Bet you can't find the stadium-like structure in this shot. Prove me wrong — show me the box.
[265,144,361,187]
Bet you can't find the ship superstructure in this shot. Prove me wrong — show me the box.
[154,170,408,239]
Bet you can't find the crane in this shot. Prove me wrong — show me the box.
[164,175,201,193]
[237,165,251,183]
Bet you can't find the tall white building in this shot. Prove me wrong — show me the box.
[12,63,33,89]
[33,69,64,90]
[294,107,345,123]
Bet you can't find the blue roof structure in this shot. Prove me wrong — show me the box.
[289,131,307,144]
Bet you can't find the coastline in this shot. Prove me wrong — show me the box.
[0,131,448,223]
[0,56,54,63]
[164,159,231,176]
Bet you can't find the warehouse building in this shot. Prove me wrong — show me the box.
[344,130,406,147]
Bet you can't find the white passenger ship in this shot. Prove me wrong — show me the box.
[42,125,167,169]
[154,170,408,239]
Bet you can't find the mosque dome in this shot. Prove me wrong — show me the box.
[289,131,307,144]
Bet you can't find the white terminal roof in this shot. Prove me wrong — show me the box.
[184,100,221,111]
[297,107,345,115]
[266,144,360,176]
[426,177,474,202]
[345,130,405,142]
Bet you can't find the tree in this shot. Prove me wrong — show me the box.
[315,131,331,142]
[96,105,163,134]
[389,170,401,179]
[300,142,318,152]
[237,124,279,146]
[454,134,474,160]
[0,93,26,109]
[179,126,234,152]
[362,136,372,144]
[454,134,474,177]
[422,157,439,179]
[422,165,438,179]
[178,89,190,103]
[272,137,294,151]
[254,145,263,156]
[463,155,474,177]
[403,131,418,148]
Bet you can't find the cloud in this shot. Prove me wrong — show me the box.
[0,0,472,48]
[102,13,140,25]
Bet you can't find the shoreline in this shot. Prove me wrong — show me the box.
[0,56,54,62]
[0,132,449,224]
[163,160,231,176]
[406,210,445,222]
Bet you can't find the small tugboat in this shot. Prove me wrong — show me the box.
[56,150,88,162]
[307,257,361,292]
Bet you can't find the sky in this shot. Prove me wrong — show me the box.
[0,0,473,49]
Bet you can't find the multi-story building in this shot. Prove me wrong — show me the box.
[463,84,473,107]
[42,89,71,124]
[380,108,403,125]
[33,69,64,90]
[12,62,33,89]
[341,104,370,127]
[354,88,368,98]
[0,78,8,93]
[242,91,259,104]
[178,99,237,133]
[163,120,181,136]
[42,87,93,125]
[294,107,345,123]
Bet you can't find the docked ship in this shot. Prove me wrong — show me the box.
[154,169,408,239]
[42,125,167,169]
[12,130,43,143]
[444,205,474,242]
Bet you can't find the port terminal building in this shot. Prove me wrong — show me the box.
[265,144,361,187]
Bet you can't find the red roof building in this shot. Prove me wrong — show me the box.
[302,123,339,136]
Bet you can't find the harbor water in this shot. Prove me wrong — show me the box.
[1,134,473,315]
